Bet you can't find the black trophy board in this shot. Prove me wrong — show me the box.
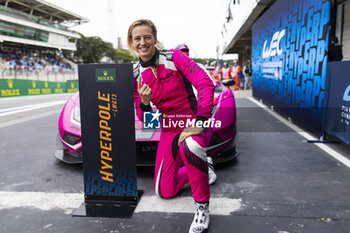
[73,63,142,218]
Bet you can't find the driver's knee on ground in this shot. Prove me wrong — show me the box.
[155,174,185,199]
[156,186,177,199]
[154,138,209,200]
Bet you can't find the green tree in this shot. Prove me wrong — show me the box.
[115,49,137,63]
[74,35,107,63]
[102,42,117,61]
[72,35,136,64]
[193,58,212,65]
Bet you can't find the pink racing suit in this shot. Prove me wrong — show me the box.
[133,49,214,202]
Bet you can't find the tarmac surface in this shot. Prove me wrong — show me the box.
[1,90,350,233]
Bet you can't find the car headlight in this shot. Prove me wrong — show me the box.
[72,105,81,123]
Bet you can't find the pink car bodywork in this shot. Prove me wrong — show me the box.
[55,80,238,165]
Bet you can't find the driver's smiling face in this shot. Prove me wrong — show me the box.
[131,25,157,62]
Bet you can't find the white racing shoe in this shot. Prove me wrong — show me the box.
[189,202,210,233]
[207,157,217,185]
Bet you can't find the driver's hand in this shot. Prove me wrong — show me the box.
[178,126,204,145]
[138,78,152,106]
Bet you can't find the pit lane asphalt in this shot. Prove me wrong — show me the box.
[1,91,350,233]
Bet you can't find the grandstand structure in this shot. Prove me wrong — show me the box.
[0,0,87,81]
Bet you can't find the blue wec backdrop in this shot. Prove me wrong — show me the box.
[252,0,331,132]
[324,61,350,144]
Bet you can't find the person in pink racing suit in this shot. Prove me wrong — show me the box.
[127,19,216,233]
[174,43,217,185]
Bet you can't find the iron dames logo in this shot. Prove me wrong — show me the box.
[96,68,116,82]
[143,110,161,129]
[343,84,350,101]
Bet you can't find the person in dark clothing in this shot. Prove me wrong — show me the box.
[328,36,343,62]
[243,60,252,90]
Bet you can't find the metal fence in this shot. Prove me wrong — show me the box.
[1,67,78,82]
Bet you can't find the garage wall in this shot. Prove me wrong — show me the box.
[342,2,350,60]
[252,0,330,133]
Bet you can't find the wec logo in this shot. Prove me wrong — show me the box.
[344,84,350,101]
[263,29,285,59]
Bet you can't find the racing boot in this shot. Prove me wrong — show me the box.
[189,202,210,233]
[207,156,217,185]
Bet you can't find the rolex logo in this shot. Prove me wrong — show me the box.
[8,79,13,88]
[95,68,116,82]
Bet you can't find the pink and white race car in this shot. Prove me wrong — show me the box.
[55,78,239,166]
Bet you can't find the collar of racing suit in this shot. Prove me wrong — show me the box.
[139,49,159,68]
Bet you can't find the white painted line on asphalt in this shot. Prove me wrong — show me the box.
[0,191,82,215]
[0,93,72,103]
[0,101,66,116]
[0,109,61,128]
[135,195,241,215]
[247,97,266,109]
[247,97,350,169]
[0,191,242,216]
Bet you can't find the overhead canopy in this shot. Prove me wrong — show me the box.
[0,0,88,23]
[223,0,276,54]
